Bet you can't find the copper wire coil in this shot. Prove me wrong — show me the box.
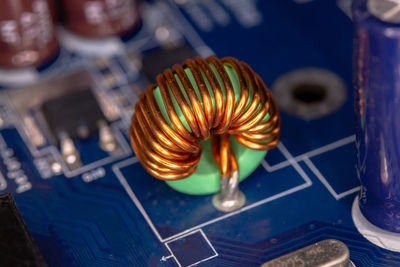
[129,56,281,180]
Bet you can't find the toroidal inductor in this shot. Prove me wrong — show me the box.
[129,56,281,211]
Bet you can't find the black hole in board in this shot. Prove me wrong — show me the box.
[292,83,327,104]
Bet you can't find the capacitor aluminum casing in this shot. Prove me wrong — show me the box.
[353,0,400,233]
[0,0,59,69]
[60,0,141,38]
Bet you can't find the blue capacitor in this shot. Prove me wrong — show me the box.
[353,0,400,233]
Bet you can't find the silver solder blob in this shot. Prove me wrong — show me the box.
[213,170,245,212]
[99,120,117,152]
[59,132,80,165]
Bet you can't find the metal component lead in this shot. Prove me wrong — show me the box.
[77,125,90,139]
[51,162,63,175]
[261,239,351,267]
[99,121,117,152]
[213,170,245,212]
[59,132,80,165]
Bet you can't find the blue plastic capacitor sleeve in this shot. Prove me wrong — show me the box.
[353,0,400,233]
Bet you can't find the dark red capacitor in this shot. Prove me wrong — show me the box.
[61,0,141,38]
[0,0,59,69]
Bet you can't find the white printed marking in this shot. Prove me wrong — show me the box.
[113,153,311,243]
[160,255,173,262]
[304,157,359,200]
[263,135,355,172]
[276,142,313,186]
[112,157,165,242]
[304,157,339,199]
[164,229,218,267]
[299,135,355,160]
[165,183,311,243]
[337,0,353,19]
[382,0,400,20]
[0,133,31,193]
[336,186,361,199]
[261,159,291,172]
[82,167,106,183]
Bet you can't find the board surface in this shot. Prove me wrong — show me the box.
[0,0,400,266]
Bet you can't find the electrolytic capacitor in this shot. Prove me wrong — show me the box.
[0,0,59,69]
[60,0,141,38]
[353,0,400,237]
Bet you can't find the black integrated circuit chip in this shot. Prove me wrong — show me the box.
[141,44,197,83]
[0,193,47,267]
[41,88,106,143]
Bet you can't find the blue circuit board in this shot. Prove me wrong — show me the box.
[0,0,400,266]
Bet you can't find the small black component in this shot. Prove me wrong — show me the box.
[41,88,106,142]
[0,193,47,267]
[142,45,197,83]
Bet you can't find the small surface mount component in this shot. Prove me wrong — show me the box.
[141,44,197,83]
[261,239,352,267]
[0,193,47,267]
[41,89,106,142]
[40,88,118,168]
[5,70,122,174]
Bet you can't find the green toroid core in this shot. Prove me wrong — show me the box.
[153,63,267,195]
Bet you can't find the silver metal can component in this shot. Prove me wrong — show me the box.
[261,239,351,267]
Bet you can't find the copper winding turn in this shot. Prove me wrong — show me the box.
[130,56,281,180]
